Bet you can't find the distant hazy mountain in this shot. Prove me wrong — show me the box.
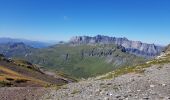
[70,35,163,58]
[0,37,56,48]
[0,42,36,58]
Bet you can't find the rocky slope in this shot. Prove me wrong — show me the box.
[42,48,170,100]
[0,54,77,100]
[70,35,163,58]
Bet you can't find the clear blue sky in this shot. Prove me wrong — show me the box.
[0,0,170,45]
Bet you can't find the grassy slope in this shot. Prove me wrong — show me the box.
[0,56,72,87]
[99,52,170,80]
[20,44,145,78]
[0,43,146,78]
[0,65,48,87]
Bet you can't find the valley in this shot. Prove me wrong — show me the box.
[41,44,170,100]
[0,36,161,78]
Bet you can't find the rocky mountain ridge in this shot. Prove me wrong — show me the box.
[70,35,163,58]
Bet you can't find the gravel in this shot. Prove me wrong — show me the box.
[42,63,170,100]
[0,87,49,100]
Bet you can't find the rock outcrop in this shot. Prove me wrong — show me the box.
[70,35,163,58]
[163,44,170,54]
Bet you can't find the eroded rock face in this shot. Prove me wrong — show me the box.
[70,35,163,58]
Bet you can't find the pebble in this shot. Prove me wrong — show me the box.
[143,97,149,100]
[125,98,129,100]
[116,95,121,98]
[161,84,166,86]
[104,97,109,100]
[150,85,155,88]
[137,90,141,92]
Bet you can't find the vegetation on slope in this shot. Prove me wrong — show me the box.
[0,54,74,87]
[20,44,146,78]
[0,43,146,78]
[99,52,170,80]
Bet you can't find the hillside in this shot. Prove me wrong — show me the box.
[42,45,170,100]
[0,44,169,100]
[19,43,145,78]
[0,54,75,87]
[0,41,146,78]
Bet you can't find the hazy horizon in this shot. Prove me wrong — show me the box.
[0,0,170,45]
[0,34,167,46]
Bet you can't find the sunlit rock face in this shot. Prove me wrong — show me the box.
[70,35,163,58]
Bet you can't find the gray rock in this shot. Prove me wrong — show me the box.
[69,35,163,58]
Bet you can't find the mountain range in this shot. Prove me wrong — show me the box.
[0,36,170,100]
[0,35,165,78]
[70,35,163,58]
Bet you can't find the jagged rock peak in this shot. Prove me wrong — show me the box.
[69,35,163,58]
[70,35,128,44]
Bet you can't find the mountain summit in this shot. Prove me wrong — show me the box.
[70,35,163,58]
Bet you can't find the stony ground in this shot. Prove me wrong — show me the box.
[0,58,170,100]
[42,63,170,100]
[0,87,49,100]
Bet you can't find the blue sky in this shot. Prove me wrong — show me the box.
[0,0,170,45]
